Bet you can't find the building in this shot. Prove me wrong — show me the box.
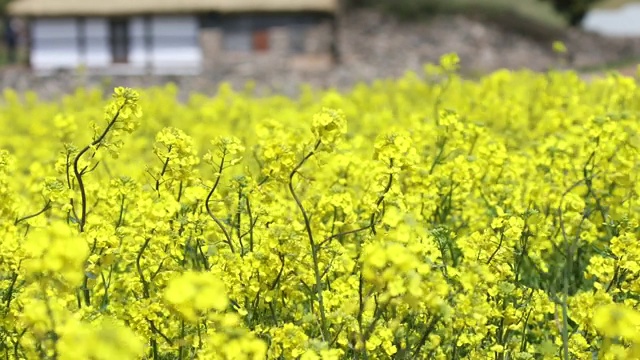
[582,3,640,37]
[6,0,340,75]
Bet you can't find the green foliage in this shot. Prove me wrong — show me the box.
[0,0,11,15]
[346,0,567,31]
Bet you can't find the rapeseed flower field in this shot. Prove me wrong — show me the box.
[1,54,639,359]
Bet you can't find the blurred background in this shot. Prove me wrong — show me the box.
[0,0,640,99]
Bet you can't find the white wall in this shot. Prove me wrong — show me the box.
[31,18,79,70]
[583,4,640,36]
[128,17,147,69]
[29,15,202,74]
[84,18,110,67]
[151,15,202,71]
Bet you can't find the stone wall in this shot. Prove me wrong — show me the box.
[199,29,222,72]
[198,17,334,73]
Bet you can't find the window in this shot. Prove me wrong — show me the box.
[109,18,129,63]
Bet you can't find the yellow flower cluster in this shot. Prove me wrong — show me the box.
[164,271,228,322]
[1,57,640,360]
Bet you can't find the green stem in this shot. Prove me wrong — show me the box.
[14,200,51,225]
[205,151,234,253]
[288,139,329,341]
[72,106,122,232]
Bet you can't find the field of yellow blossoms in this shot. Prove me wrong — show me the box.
[1,54,640,359]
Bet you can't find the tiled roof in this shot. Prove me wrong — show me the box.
[8,0,338,16]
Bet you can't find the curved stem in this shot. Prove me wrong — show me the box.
[136,238,151,298]
[72,107,122,232]
[205,151,234,253]
[3,271,19,315]
[14,200,51,225]
[155,145,172,193]
[369,158,394,235]
[288,139,329,341]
